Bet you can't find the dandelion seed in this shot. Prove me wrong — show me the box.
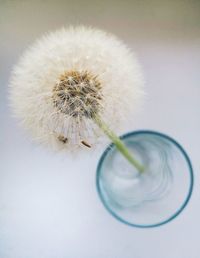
[58,135,68,144]
[81,140,92,148]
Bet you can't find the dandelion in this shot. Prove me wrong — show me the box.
[9,26,144,172]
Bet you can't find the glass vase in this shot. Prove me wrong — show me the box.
[96,130,193,228]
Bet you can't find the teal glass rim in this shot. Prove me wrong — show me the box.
[96,130,194,228]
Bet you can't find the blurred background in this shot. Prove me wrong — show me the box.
[0,1,200,257]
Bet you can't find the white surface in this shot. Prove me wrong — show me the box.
[1,1,200,258]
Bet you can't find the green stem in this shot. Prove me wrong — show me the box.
[94,115,145,173]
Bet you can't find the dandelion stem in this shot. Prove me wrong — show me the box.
[94,115,145,173]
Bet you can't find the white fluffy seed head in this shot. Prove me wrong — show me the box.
[9,26,144,151]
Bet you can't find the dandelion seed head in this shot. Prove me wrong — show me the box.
[9,26,144,151]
